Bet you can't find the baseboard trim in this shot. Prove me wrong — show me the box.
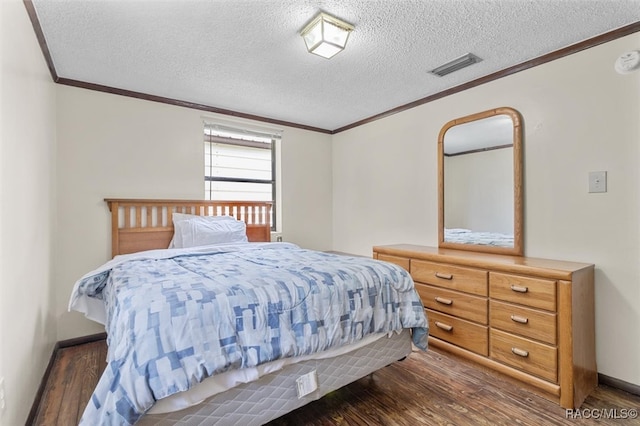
[25,332,107,425]
[58,332,107,348]
[25,341,60,426]
[598,373,640,397]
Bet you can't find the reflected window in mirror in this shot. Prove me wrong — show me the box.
[438,107,523,256]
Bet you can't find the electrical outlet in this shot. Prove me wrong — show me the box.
[0,376,5,414]
[588,171,607,193]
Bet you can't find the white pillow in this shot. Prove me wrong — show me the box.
[169,213,248,249]
[169,213,229,248]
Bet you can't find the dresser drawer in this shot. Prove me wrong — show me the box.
[490,329,557,383]
[411,260,488,296]
[490,300,557,345]
[377,254,410,271]
[490,272,556,311]
[417,283,487,324]
[427,309,488,356]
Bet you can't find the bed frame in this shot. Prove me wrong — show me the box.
[101,198,412,425]
[105,198,273,257]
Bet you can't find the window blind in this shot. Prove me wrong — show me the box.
[204,122,279,228]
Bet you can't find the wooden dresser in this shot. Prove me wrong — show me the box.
[373,244,597,409]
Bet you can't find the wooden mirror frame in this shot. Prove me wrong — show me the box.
[438,107,523,256]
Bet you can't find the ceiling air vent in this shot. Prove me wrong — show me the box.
[429,53,482,77]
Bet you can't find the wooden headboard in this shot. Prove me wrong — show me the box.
[105,199,273,257]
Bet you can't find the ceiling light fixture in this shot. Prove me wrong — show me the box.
[300,12,354,59]
[429,53,483,77]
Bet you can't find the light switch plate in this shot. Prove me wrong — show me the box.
[588,171,607,193]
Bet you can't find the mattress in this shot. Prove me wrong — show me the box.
[137,329,413,425]
[149,331,387,414]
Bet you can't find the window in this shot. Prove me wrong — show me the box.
[204,122,279,230]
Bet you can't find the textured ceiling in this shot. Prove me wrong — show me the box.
[31,0,640,132]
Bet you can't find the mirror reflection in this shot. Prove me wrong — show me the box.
[438,107,523,255]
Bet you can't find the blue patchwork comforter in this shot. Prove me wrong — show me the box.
[69,243,428,425]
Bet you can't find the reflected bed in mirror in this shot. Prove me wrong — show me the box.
[438,107,523,255]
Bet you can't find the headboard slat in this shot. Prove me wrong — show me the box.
[105,199,273,257]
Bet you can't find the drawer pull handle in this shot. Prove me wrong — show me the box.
[435,296,453,305]
[510,284,529,293]
[511,347,529,357]
[435,321,453,332]
[435,272,453,280]
[510,315,529,324]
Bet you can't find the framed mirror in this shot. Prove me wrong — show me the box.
[438,107,523,256]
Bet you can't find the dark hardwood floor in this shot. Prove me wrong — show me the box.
[32,340,640,425]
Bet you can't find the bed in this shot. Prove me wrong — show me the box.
[69,199,429,425]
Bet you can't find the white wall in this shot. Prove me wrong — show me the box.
[445,148,513,233]
[0,1,58,424]
[55,86,333,340]
[280,127,333,249]
[333,33,640,387]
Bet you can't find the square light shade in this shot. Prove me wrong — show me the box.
[300,12,354,59]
